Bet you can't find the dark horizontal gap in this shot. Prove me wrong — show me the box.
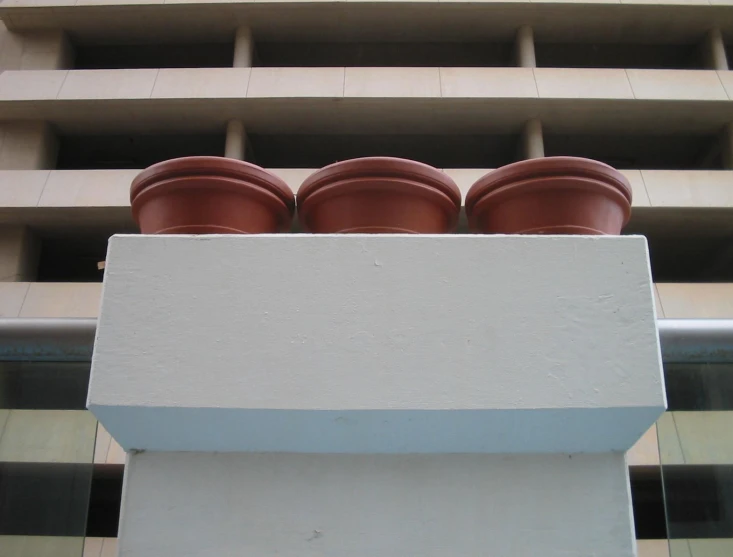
[536,42,705,70]
[544,133,722,170]
[0,462,92,536]
[0,463,123,537]
[72,42,234,70]
[56,134,226,170]
[664,363,733,411]
[625,226,733,282]
[255,42,513,67]
[249,134,520,168]
[86,465,124,538]
[662,465,733,539]
[37,230,114,282]
[631,466,667,539]
[54,133,722,171]
[0,362,90,409]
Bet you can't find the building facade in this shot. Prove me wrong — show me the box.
[1,1,733,556]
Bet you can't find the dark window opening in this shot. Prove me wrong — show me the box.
[36,231,117,282]
[0,462,92,536]
[56,133,225,170]
[0,362,90,410]
[86,465,124,538]
[545,133,722,170]
[631,467,668,539]
[255,41,513,67]
[250,134,519,168]
[663,465,733,539]
[626,214,733,282]
[73,42,234,70]
[536,42,704,70]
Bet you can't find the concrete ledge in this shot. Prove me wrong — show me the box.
[0,69,732,134]
[0,282,101,318]
[118,451,637,557]
[89,234,665,453]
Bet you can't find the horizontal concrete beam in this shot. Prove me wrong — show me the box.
[1,1,733,45]
[0,69,732,134]
[0,282,101,319]
[0,169,731,213]
[89,234,664,454]
[658,411,733,465]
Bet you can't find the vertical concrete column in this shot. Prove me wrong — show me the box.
[0,121,58,169]
[521,118,544,160]
[702,27,728,71]
[225,120,247,160]
[0,27,74,71]
[233,26,254,68]
[515,25,536,68]
[0,226,39,281]
[227,26,254,160]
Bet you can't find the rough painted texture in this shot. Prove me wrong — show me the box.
[118,451,636,557]
[89,234,665,453]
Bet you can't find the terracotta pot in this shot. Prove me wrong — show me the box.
[465,157,632,235]
[297,157,461,233]
[131,157,295,234]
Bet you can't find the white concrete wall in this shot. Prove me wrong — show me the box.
[89,234,664,454]
[118,451,636,557]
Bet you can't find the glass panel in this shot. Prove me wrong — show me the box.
[0,362,94,557]
[660,362,733,557]
[0,362,90,410]
[0,463,91,536]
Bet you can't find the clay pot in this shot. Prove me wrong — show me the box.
[297,157,461,233]
[465,157,632,235]
[131,156,295,234]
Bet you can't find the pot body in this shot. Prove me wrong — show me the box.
[131,157,295,234]
[466,157,632,235]
[298,157,462,234]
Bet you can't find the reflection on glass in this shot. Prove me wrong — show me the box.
[0,463,92,536]
[0,361,94,557]
[0,362,90,410]
[661,362,733,556]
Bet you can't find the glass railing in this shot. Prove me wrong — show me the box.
[660,361,733,557]
[0,361,94,557]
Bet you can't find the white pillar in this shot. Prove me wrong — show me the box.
[703,27,728,71]
[90,234,664,557]
[521,118,544,159]
[225,120,246,160]
[515,25,536,68]
[233,26,254,68]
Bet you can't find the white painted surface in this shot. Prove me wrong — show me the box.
[89,234,665,453]
[118,451,637,557]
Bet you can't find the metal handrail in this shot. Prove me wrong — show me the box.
[2,317,733,363]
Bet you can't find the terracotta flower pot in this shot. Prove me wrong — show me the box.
[131,156,295,234]
[297,157,461,233]
[465,157,632,235]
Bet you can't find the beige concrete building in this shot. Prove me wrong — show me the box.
[0,1,732,556]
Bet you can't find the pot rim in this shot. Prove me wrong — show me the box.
[297,177,462,233]
[298,157,462,209]
[468,176,633,229]
[130,175,294,232]
[130,156,295,211]
[465,157,632,216]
